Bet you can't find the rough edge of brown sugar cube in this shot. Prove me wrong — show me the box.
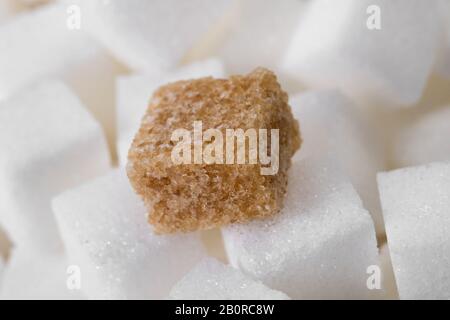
[127,68,301,234]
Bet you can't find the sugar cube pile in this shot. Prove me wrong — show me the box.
[0,0,449,301]
[169,258,290,300]
[222,158,379,299]
[53,169,206,299]
[0,81,110,251]
[378,162,450,299]
[0,2,100,100]
[0,1,127,153]
[282,0,441,106]
[73,0,232,72]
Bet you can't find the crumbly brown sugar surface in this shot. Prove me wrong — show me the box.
[127,68,301,234]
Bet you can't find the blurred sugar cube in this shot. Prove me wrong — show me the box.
[393,106,450,167]
[169,258,290,300]
[63,50,129,160]
[0,0,18,24]
[0,2,102,100]
[116,58,225,165]
[378,162,450,299]
[290,91,385,234]
[75,0,231,72]
[215,0,305,73]
[282,0,442,106]
[0,1,130,158]
[222,158,379,299]
[435,0,450,78]
[0,248,85,300]
[53,169,206,299]
[0,81,110,251]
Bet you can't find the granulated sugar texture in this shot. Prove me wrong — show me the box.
[127,68,301,234]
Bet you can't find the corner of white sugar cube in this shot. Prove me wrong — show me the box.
[52,169,206,299]
[222,157,379,299]
[0,248,86,300]
[290,90,386,235]
[0,80,110,252]
[169,258,290,300]
[116,58,226,166]
[282,0,442,106]
[393,106,450,168]
[378,162,450,299]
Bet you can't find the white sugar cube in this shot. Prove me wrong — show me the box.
[378,162,450,299]
[169,258,290,300]
[282,0,441,106]
[0,81,110,251]
[216,0,305,73]
[393,106,450,168]
[116,58,225,165]
[0,1,128,154]
[53,169,206,299]
[74,0,231,72]
[0,249,85,300]
[291,91,385,234]
[222,158,379,299]
[0,3,103,100]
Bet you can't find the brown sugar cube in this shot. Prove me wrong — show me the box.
[127,68,301,234]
